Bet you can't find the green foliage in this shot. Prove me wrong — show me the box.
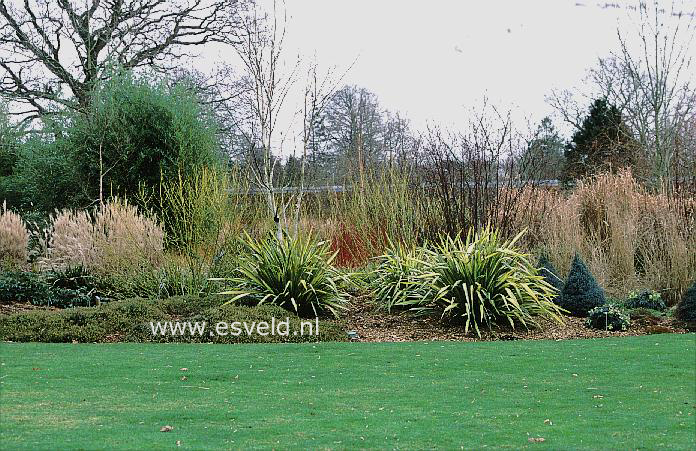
[70,71,221,203]
[624,290,667,311]
[558,254,606,316]
[10,70,222,212]
[427,227,564,336]
[586,305,630,331]
[156,294,226,317]
[220,233,347,318]
[0,271,51,304]
[675,280,696,322]
[369,241,431,312]
[562,98,636,184]
[0,296,346,343]
[0,298,168,342]
[10,138,84,211]
[0,105,22,207]
[177,304,346,343]
[0,269,98,308]
[99,260,209,301]
[43,266,100,307]
[537,255,564,294]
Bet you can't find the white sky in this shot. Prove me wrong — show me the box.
[205,0,695,146]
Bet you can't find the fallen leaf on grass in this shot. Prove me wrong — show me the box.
[528,437,545,443]
[32,368,40,371]
[160,425,173,432]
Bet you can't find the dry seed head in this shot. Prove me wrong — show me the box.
[0,201,29,266]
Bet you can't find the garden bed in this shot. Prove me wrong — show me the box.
[1,295,690,344]
[343,297,691,342]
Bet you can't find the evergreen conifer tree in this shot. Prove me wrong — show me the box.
[558,254,606,316]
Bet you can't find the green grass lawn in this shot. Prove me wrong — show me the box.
[1,334,694,450]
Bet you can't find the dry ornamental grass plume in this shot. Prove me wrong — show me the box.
[95,199,164,272]
[44,209,96,269]
[519,169,695,304]
[44,199,164,274]
[0,201,29,267]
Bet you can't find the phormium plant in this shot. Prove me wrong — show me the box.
[426,227,565,336]
[218,233,347,318]
[369,241,431,312]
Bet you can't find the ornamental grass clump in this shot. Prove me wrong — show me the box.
[0,202,28,267]
[94,199,164,272]
[558,254,606,316]
[44,199,164,274]
[219,233,347,318]
[44,209,96,269]
[370,241,431,312]
[427,227,564,336]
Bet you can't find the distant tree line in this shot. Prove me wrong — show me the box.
[1,0,694,225]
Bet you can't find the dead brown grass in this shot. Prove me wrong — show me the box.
[521,170,695,304]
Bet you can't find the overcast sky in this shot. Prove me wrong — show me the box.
[210,0,695,145]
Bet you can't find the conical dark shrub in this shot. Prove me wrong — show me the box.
[675,281,696,322]
[558,254,605,316]
[537,255,564,294]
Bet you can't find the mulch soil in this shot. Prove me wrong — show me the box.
[343,297,692,342]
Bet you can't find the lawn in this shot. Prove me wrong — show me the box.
[1,334,694,450]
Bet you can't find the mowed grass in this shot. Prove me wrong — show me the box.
[1,335,694,450]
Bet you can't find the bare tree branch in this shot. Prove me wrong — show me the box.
[0,0,249,119]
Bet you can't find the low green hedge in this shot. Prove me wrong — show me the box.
[0,295,347,343]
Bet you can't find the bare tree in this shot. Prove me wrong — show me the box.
[228,0,297,240]
[290,62,344,236]
[0,0,248,123]
[417,100,546,239]
[229,1,343,240]
[548,0,695,187]
[320,85,385,183]
[613,0,695,185]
